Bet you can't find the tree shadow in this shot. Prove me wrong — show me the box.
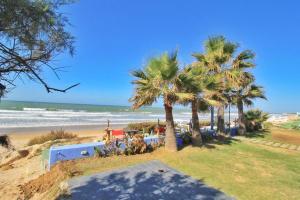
[178,135,241,150]
[244,128,270,139]
[205,136,240,147]
[57,161,233,200]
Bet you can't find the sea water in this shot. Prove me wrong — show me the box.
[0,100,238,133]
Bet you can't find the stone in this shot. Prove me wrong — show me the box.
[257,140,266,144]
[59,181,70,196]
[272,143,281,147]
[280,144,290,149]
[265,142,274,146]
[288,145,297,150]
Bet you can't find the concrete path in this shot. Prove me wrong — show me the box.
[236,137,300,152]
[66,160,234,200]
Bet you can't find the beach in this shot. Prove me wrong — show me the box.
[0,100,238,135]
[0,128,108,200]
[0,100,297,199]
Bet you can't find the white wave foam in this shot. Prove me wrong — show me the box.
[23,107,47,111]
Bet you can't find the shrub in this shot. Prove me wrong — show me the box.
[0,134,14,149]
[95,134,163,157]
[245,109,269,132]
[177,132,192,145]
[18,149,30,158]
[28,129,77,146]
[126,122,166,133]
[124,134,147,155]
[93,146,103,157]
[199,120,213,127]
[201,131,215,142]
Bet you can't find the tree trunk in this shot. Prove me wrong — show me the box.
[217,106,225,135]
[210,106,214,130]
[164,103,178,151]
[191,99,202,146]
[237,99,246,135]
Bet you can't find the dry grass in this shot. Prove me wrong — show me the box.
[261,126,300,145]
[0,135,14,149]
[0,149,30,171]
[19,161,82,199]
[27,129,77,146]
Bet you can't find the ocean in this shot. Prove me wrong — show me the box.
[0,100,238,134]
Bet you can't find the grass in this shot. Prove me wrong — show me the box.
[41,138,300,200]
[280,119,300,130]
[245,125,300,145]
[27,129,77,146]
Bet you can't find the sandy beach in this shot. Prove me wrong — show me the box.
[0,127,115,200]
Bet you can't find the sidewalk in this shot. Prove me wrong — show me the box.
[236,137,300,152]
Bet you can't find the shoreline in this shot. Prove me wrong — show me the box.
[2,124,126,148]
[1,124,127,135]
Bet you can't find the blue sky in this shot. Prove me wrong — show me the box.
[5,0,300,113]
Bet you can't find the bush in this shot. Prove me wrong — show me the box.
[123,134,147,155]
[199,120,212,127]
[98,139,123,157]
[0,134,14,149]
[201,131,215,142]
[245,109,269,132]
[126,122,166,133]
[27,129,77,146]
[177,132,192,145]
[95,134,163,157]
[18,149,29,158]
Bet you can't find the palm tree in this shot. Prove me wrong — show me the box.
[244,109,269,132]
[193,36,238,135]
[130,51,193,151]
[178,64,220,146]
[232,82,266,135]
[229,49,266,135]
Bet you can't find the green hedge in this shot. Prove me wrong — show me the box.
[126,122,166,133]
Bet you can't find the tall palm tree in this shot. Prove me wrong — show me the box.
[193,36,238,135]
[178,64,220,146]
[130,51,193,151]
[223,49,256,132]
[232,82,266,135]
[229,49,267,135]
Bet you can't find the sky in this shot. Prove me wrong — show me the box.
[5,0,300,113]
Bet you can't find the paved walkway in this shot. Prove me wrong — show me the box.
[236,137,300,152]
[66,160,234,200]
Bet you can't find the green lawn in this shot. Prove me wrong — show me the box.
[58,139,300,200]
[280,119,300,130]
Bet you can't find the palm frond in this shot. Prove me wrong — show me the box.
[245,84,267,100]
[232,50,255,69]
[131,69,147,80]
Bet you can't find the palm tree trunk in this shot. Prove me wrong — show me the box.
[237,99,246,135]
[217,106,225,135]
[210,106,214,130]
[191,99,202,146]
[164,102,178,151]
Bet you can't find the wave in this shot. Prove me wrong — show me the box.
[0,121,154,129]
[0,116,67,120]
[0,107,241,130]
[23,107,47,111]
